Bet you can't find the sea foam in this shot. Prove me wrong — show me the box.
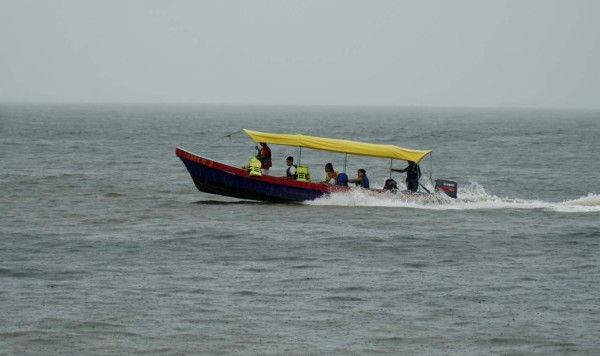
[307,183,600,213]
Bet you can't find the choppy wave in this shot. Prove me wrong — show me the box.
[307,183,600,213]
[554,193,600,212]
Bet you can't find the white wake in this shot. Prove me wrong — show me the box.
[306,183,600,213]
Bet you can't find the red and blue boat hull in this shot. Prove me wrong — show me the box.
[176,148,347,202]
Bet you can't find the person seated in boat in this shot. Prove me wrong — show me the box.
[348,169,370,189]
[391,160,421,192]
[320,163,338,185]
[281,156,297,179]
[255,142,272,174]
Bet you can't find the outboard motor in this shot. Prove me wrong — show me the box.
[435,179,458,198]
[384,178,398,193]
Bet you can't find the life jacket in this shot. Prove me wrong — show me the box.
[406,164,421,181]
[257,147,272,169]
[247,157,262,177]
[361,176,370,189]
[325,171,338,184]
[286,165,297,178]
[296,166,310,182]
[337,173,348,186]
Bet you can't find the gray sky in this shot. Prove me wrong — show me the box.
[1,0,599,108]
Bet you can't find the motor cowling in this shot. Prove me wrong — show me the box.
[435,179,458,198]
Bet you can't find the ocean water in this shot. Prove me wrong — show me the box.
[1,103,599,355]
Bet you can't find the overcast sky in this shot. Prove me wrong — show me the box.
[1,0,599,108]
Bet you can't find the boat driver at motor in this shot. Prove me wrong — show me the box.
[391,160,421,192]
[255,142,272,174]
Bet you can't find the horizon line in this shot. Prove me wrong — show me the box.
[1,100,599,111]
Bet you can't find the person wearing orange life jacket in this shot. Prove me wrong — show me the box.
[320,163,338,185]
[255,142,272,174]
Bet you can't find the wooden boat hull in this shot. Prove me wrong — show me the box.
[176,148,350,202]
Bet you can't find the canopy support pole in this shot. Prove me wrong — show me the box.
[389,159,393,179]
[429,153,434,187]
[298,146,302,166]
[343,153,347,173]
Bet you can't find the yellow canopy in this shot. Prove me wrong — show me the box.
[243,129,432,163]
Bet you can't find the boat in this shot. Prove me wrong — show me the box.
[176,129,457,203]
